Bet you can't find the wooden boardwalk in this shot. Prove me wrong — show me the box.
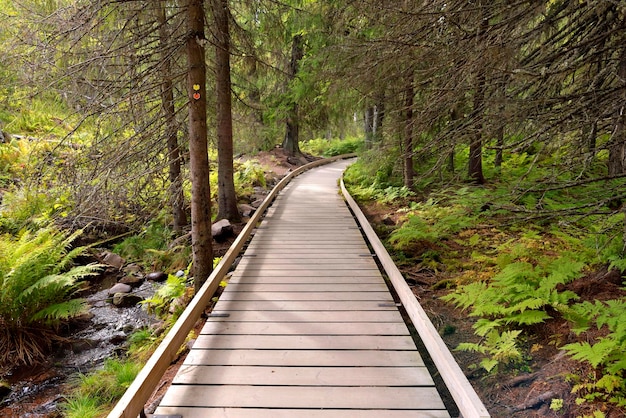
[153,159,451,417]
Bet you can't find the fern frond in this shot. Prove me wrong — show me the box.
[30,299,89,326]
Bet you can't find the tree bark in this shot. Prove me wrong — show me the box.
[212,0,240,223]
[158,1,187,233]
[468,70,486,184]
[282,34,304,157]
[468,13,487,185]
[373,90,385,142]
[403,77,415,189]
[186,0,213,293]
[364,106,374,149]
[608,48,626,176]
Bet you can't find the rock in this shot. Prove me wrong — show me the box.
[101,251,125,270]
[212,219,234,242]
[70,339,97,353]
[123,263,142,275]
[238,203,256,218]
[146,271,168,282]
[112,292,144,307]
[108,283,132,295]
[251,199,264,208]
[119,275,143,287]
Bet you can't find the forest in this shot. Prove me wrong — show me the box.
[0,0,625,417]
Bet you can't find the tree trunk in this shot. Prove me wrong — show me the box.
[212,0,240,223]
[403,77,415,189]
[608,48,626,176]
[364,106,374,149]
[282,34,304,157]
[158,1,187,233]
[468,70,486,184]
[186,0,213,293]
[468,14,487,185]
[373,90,385,142]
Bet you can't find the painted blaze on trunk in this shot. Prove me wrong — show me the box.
[187,0,213,292]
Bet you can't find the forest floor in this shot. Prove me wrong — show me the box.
[361,201,626,418]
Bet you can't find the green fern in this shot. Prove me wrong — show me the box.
[443,257,584,374]
[563,300,626,408]
[0,226,101,368]
[142,273,188,319]
[457,329,523,373]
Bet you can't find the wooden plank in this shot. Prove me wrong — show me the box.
[199,322,410,336]
[192,334,417,350]
[172,365,434,386]
[226,276,383,284]
[218,291,393,301]
[235,259,377,268]
[211,300,398,311]
[153,406,451,418]
[159,385,446,410]
[223,283,388,292]
[229,269,381,277]
[206,310,404,322]
[184,349,426,367]
[241,251,372,257]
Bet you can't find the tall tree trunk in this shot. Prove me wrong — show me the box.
[213,0,240,222]
[187,0,213,293]
[373,90,385,142]
[468,14,487,185]
[469,70,486,184]
[282,34,304,157]
[158,1,187,233]
[364,106,374,149]
[608,48,626,176]
[403,77,415,189]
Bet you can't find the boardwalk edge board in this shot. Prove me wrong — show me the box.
[106,154,355,418]
[341,178,491,418]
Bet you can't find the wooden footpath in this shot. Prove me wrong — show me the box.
[152,160,452,417]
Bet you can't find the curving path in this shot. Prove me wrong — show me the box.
[153,159,451,417]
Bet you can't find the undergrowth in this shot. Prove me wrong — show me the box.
[344,149,626,414]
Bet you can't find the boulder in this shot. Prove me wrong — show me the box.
[145,271,168,282]
[212,219,234,242]
[101,252,125,270]
[238,203,256,218]
[112,293,144,308]
[108,283,132,295]
[119,275,143,287]
[123,263,142,275]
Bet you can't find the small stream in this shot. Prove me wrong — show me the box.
[0,269,162,417]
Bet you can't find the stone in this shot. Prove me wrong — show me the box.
[123,263,142,275]
[112,293,143,308]
[238,203,256,217]
[119,275,143,287]
[101,252,125,270]
[108,283,132,295]
[145,271,168,282]
[212,219,234,242]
